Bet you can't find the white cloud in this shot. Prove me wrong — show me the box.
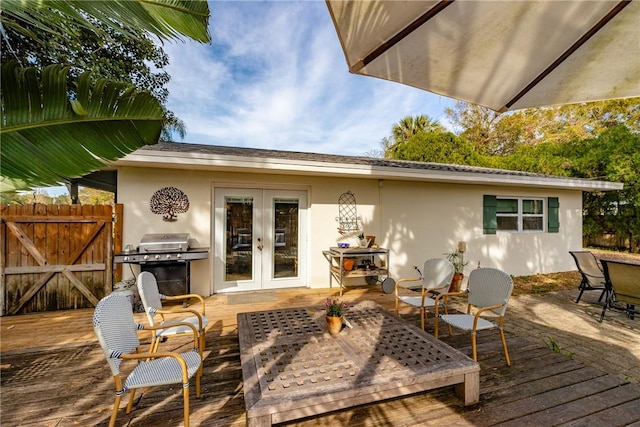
[162,1,456,156]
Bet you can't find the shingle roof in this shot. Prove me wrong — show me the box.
[129,141,621,191]
[142,142,551,179]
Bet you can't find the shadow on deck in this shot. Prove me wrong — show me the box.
[1,286,639,426]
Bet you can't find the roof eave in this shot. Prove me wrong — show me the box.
[112,149,623,192]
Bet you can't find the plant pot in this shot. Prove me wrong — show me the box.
[326,316,343,336]
[449,273,464,292]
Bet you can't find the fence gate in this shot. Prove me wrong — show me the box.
[0,204,123,316]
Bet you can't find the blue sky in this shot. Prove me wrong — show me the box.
[161,1,456,156]
[38,1,456,196]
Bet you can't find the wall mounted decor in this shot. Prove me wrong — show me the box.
[149,186,190,222]
[336,190,362,234]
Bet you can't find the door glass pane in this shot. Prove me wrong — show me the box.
[225,196,253,281]
[273,198,299,278]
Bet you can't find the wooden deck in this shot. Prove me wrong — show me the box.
[2,286,639,426]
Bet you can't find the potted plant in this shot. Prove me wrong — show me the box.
[356,232,369,248]
[325,297,347,335]
[445,249,468,292]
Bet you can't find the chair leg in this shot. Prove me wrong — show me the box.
[470,331,477,362]
[575,288,585,303]
[599,293,612,323]
[109,396,121,427]
[420,308,425,331]
[499,327,511,367]
[443,303,453,336]
[126,389,136,414]
[150,336,161,354]
[183,385,190,427]
[196,330,205,398]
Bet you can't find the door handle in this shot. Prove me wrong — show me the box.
[257,237,263,251]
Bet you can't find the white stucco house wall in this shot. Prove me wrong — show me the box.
[112,142,622,297]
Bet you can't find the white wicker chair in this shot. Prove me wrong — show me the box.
[93,293,202,427]
[395,258,455,330]
[434,267,514,366]
[136,271,208,358]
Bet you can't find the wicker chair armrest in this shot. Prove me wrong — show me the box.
[171,309,205,329]
[471,303,505,330]
[434,290,468,317]
[142,321,200,345]
[163,293,206,313]
[394,277,421,295]
[156,307,205,323]
[434,290,467,304]
[474,303,505,316]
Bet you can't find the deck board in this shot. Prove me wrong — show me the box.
[1,286,639,426]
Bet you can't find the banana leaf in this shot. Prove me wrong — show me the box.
[1,63,163,192]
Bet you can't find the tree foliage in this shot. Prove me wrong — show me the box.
[393,132,482,166]
[1,12,185,140]
[0,187,113,205]
[0,0,210,192]
[489,126,640,252]
[386,114,444,157]
[445,99,640,156]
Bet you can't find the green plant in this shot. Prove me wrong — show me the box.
[546,337,575,358]
[325,297,347,317]
[445,249,468,274]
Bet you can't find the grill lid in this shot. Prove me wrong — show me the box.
[139,233,190,252]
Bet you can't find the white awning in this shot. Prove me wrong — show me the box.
[326,0,639,112]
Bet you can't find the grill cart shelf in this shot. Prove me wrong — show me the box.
[323,246,390,295]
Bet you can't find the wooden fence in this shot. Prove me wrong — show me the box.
[0,204,123,316]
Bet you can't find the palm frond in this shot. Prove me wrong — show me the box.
[1,62,163,192]
[1,0,210,43]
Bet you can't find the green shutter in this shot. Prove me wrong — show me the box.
[483,195,497,234]
[548,197,559,233]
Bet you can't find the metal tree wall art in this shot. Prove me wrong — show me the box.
[149,186,190,222]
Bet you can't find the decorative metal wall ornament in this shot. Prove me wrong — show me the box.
[149,186,190,222]
[336,190,362,234]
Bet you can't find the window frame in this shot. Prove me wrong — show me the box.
[496,196,546,233]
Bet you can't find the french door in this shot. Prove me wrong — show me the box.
[214,188,307,292]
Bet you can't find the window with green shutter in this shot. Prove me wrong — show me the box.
[483,195,557,233]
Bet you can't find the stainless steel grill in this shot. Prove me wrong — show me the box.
[139,233,190,253]
[114,233,209,296]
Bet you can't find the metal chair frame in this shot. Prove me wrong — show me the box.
[599,259,640,322]
[569,251,607,303]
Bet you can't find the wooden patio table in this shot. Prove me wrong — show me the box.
[237,300,479,426]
